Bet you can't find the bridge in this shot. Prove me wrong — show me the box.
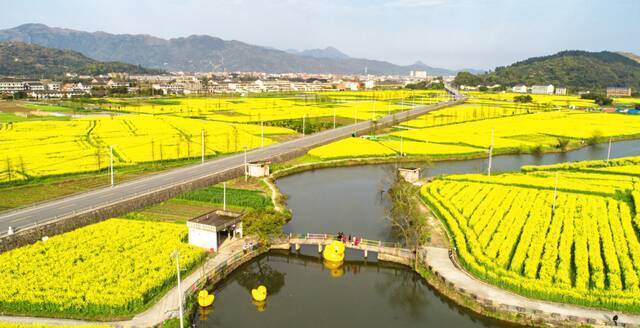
[0,85,465,250]
[273,232,416,265]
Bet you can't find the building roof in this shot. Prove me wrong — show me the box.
[188,210,242,231]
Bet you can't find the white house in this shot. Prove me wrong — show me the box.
[531,84,554,95]
[187,210,243,252]
[410,70,428,78]
[555,87,567,95]
[512,85,528,93]
[398,167,421,184]
[364,80,376,89]
[0,81,26,93]
[247,161,270,177]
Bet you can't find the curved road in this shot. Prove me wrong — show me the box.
[0,87,465,235]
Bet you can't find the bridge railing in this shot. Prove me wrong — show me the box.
[286,233,407,251]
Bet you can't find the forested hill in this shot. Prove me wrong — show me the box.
[454,51,640,91]
[0,41,164,78]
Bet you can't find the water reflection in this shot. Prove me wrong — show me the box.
[194,251,507,327]
[236,256,285,297]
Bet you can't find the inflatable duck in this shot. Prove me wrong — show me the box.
[251,285,267,302]
[252,299,267,312]
[322,240,345,262]
[323,260,344,278]
[197,290,215,307]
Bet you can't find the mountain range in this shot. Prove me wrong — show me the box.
[0,24,464,75]
[0,41,162,78]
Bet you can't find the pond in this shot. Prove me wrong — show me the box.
[194,139,640,327]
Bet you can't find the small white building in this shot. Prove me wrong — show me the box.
[364,80,376,89]
[410,70,428,78]
[531,84,554,95]
[247,161,270,177]
[398,167,421,184]
[187,210,243,252]
[512,85,528,93]
[555,87,567,95]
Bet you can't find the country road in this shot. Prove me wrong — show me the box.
[0,87,464,235]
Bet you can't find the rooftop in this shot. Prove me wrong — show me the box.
[188,210,242,230]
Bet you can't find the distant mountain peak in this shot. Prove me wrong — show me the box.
[0,23,462,75]
[286,46,351,60]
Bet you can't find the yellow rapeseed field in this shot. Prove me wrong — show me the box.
[308,137,396,160]
[0,115,295,182]
[422,156,640,312]
[308,110,640,160]
[0,218,206,317]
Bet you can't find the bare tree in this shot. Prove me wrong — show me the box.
[385,175,430,269]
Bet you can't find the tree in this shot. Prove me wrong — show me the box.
[242,208,286,242]
[514,95,533,103]
[453,71,484,87]
[385,176,430,268]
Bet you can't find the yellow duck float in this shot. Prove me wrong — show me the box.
[323,260,344,278]
[322,240,345,262]
[197,290,215,307]
[251,285,268,302]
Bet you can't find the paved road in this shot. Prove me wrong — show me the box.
[0,87,464,235]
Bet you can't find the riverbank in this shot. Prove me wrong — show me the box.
[266,139,640,327]
[270,135,638,180]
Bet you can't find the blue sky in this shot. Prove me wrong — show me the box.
[2,0,639,70]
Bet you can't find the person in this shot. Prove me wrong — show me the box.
[242,242,248,254]
[613,314,619,326]
[7,226,14,235]
[348,234,352,245]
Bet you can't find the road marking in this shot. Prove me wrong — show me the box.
[9,216,31,223]
[58,203,75,210]
[96,193,114,199]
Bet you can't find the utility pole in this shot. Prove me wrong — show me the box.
[333,109,336,129]
[400,135,404,157]
[607,137,612,162]
[201,129,205,164]
[302,114,306,137]
[244,146,248,182]
[552,172,558,214]
[172,250,184,328]
[487,129,494,176]
[223,182,227,211]
[109,145,114,187]
[260,121,264,148]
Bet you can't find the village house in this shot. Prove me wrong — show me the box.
[531,84,554,95]
[511,85,528,93]
[606,87,632,97]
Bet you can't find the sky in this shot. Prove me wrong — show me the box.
[2,0,639,70]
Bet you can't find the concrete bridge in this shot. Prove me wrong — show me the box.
[272,232,416,266]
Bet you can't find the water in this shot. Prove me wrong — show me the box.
[195,139,640,327]
[279,139,640,239]
[193,250,508,328]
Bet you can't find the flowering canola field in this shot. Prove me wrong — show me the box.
[308,111,640,160]
[0,115,294,182]
[422,156,640,312]
[100,90,448,122]
[0,219,206,318]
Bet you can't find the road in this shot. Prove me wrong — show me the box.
[0,87,465,235]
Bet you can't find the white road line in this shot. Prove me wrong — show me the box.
[9,216,31,223]
[58,203,75,210]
